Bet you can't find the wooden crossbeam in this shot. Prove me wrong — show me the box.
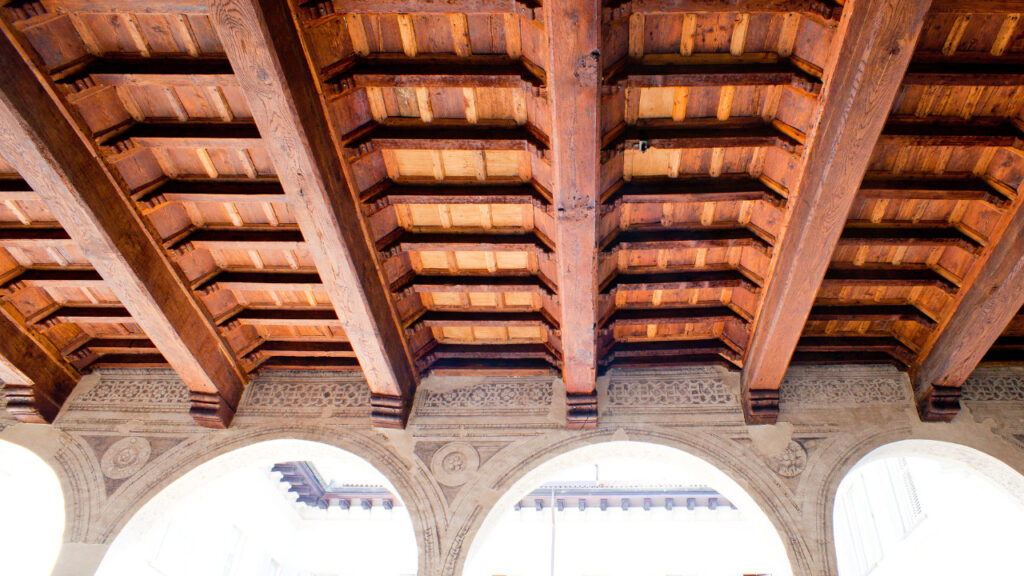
[326,55,543,94]
[211,0,419,427]
[0,303,79,423]
[136,179,287,205]
[195,270,322,293]
[100,121,263,150]
[807,304,936,326]
[220,306,339,326]
[740,0,932,424]
[601,339,741,367]
[0,22,249,428]
[0,177,33,202]
[606,119,803,153]
[600,269,760,295]
[166,226,305,252]
[411,310,553,330]
[795,336,916,366]
[602,176,785,207]
[602,306,744,327]
[65,56,235,87]
[912,197,1024,421]
[858,175,1010,208]
[390,274,553,296]
[838,224,982,254]
[362,181,550,208]
[607,60,821,96]
[29,303,134,329]
[377,230,552,257]
[617,0,841,23]
[0,266,103,292]
[880,118,1024,149]
[416,343,558,368]
[343,121,548,158]
[823,265,959,295]
[904,62,1024,87]
[602,228,772,253]
[0,223,71,247]
[300,0,535,16]
[546,0,601,427]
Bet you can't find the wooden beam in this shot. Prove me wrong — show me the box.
[391,274,553,296]
[607,119,803,153]
[136,179,287,206]
[546,0,601,428]
[343,121,547,158]
[601,269,760,295]
[65,56,235,87]
[824,265,959,295]
[100,121,263,151]
[326,55,543,94]
[0,22,249,428]
[740,0,932,424]
[904,62,1024,88]
[210,0,419,427]
[602,228,772,253]
[911,198,1024,421]
[879,117,1024,149]
[0,303,79,423]
[620,0,841,23]
[608,60,821,96]
[858,175,1010,208]
[603,176,785,207]
[838,224,982,254]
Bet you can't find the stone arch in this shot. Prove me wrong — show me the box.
[0,435,66,575]
[822,435,1024,575]
[93,428,441,575]
[449,428,805,576]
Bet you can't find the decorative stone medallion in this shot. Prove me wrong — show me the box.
[430,442,480,487]
[100,436,152,480]
[765,441,807,478]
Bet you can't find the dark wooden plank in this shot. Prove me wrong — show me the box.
[807,304,936,326]
[136,179,287,206]
[904,63,1024,88]
[390,274,553,296]
[838,224,982,254]
[343,121,548,158]
[607,119,803,153]
[602,306,744,327]
[603,176,785,207]
[377,231,552,257]
[0,304,79,423]
[64,56,235,88]
[796,336,916,366]
[211,0,419,427]
[824,265,959,295]
[326,55,543,94]
[880,118,1023,149]
[166,226,305,252]
[621,0,840,22]
[859,175,1009,208]
[912,199,1024,421]
[100,121,263,150]
[364,182,550,211]
[603,228,772,253]
[608,60,821,96]
[601,269,759,295]
[740,0,932,424]
[546,0,601,428]
[0,21,249,428]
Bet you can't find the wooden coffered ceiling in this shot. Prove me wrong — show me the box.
[0,0,1022,429]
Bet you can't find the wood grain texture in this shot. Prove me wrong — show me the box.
[546,0,601,428]
[209,0,418,427]
[0,21,247,428]
[739,0,933,424]
[911,198,1024,421]
[0,303,79,423]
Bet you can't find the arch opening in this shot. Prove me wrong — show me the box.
[96,439,418,576]
[465,440,793,576]
[833,439,1024,576]
[0,437,65,576]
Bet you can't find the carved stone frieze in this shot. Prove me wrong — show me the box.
[604,368,738,419]
[962,370,1024,402]
[70,370,189,412]
[780,366,908,408]
[100,437,152,480]
[236,371,370,417]
[418,377,553,417]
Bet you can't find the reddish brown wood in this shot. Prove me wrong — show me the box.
[210,0,418,427]
[0,304,79,423]
[912,199,1024,422]
[0,22,249,428]
[547,0,601,429]
[740,0,932,424]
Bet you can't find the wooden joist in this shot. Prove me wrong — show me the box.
[603,176,785,207]
[606,119,804,153]
[602,228,772,253]
[0,22,249,428]
[823,266,959,295]
[740,0,932,424]
[99,121,263,151]
[326,55,543,94]
[211,0,419,427]
[390,274,553,296]
[608,60,821,96]
[858,175,1010,208]
[911,197,1024,422]
[0,303,79,423]
[136,179,288,206]
[343,121,548,158]
[362,181,550,208]
[601,269,760,295]
[879,118,1024,150]
[63,56,235,87]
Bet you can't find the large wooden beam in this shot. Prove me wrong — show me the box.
[546,0,601,428]
[0,23,249,428]
[210,0,419,427]
[0,303,79,423]
[912,199,1024,421]
[739,0,932,424]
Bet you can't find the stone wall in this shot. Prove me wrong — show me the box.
[3,364,1024,576]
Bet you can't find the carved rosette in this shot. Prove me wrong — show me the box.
[765,441,808,478]
[430,442,480,487]
[100,436,152,480]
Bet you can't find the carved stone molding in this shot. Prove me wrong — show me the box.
[100,436,152,480]
[237,371,369,417]
[430,442,480,487]
[418,377,553,417]
[765,441,808,478]
[963,370,1024,402]
[605,368,739,421]
[70,369,190,412]
[781,365,908,408]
